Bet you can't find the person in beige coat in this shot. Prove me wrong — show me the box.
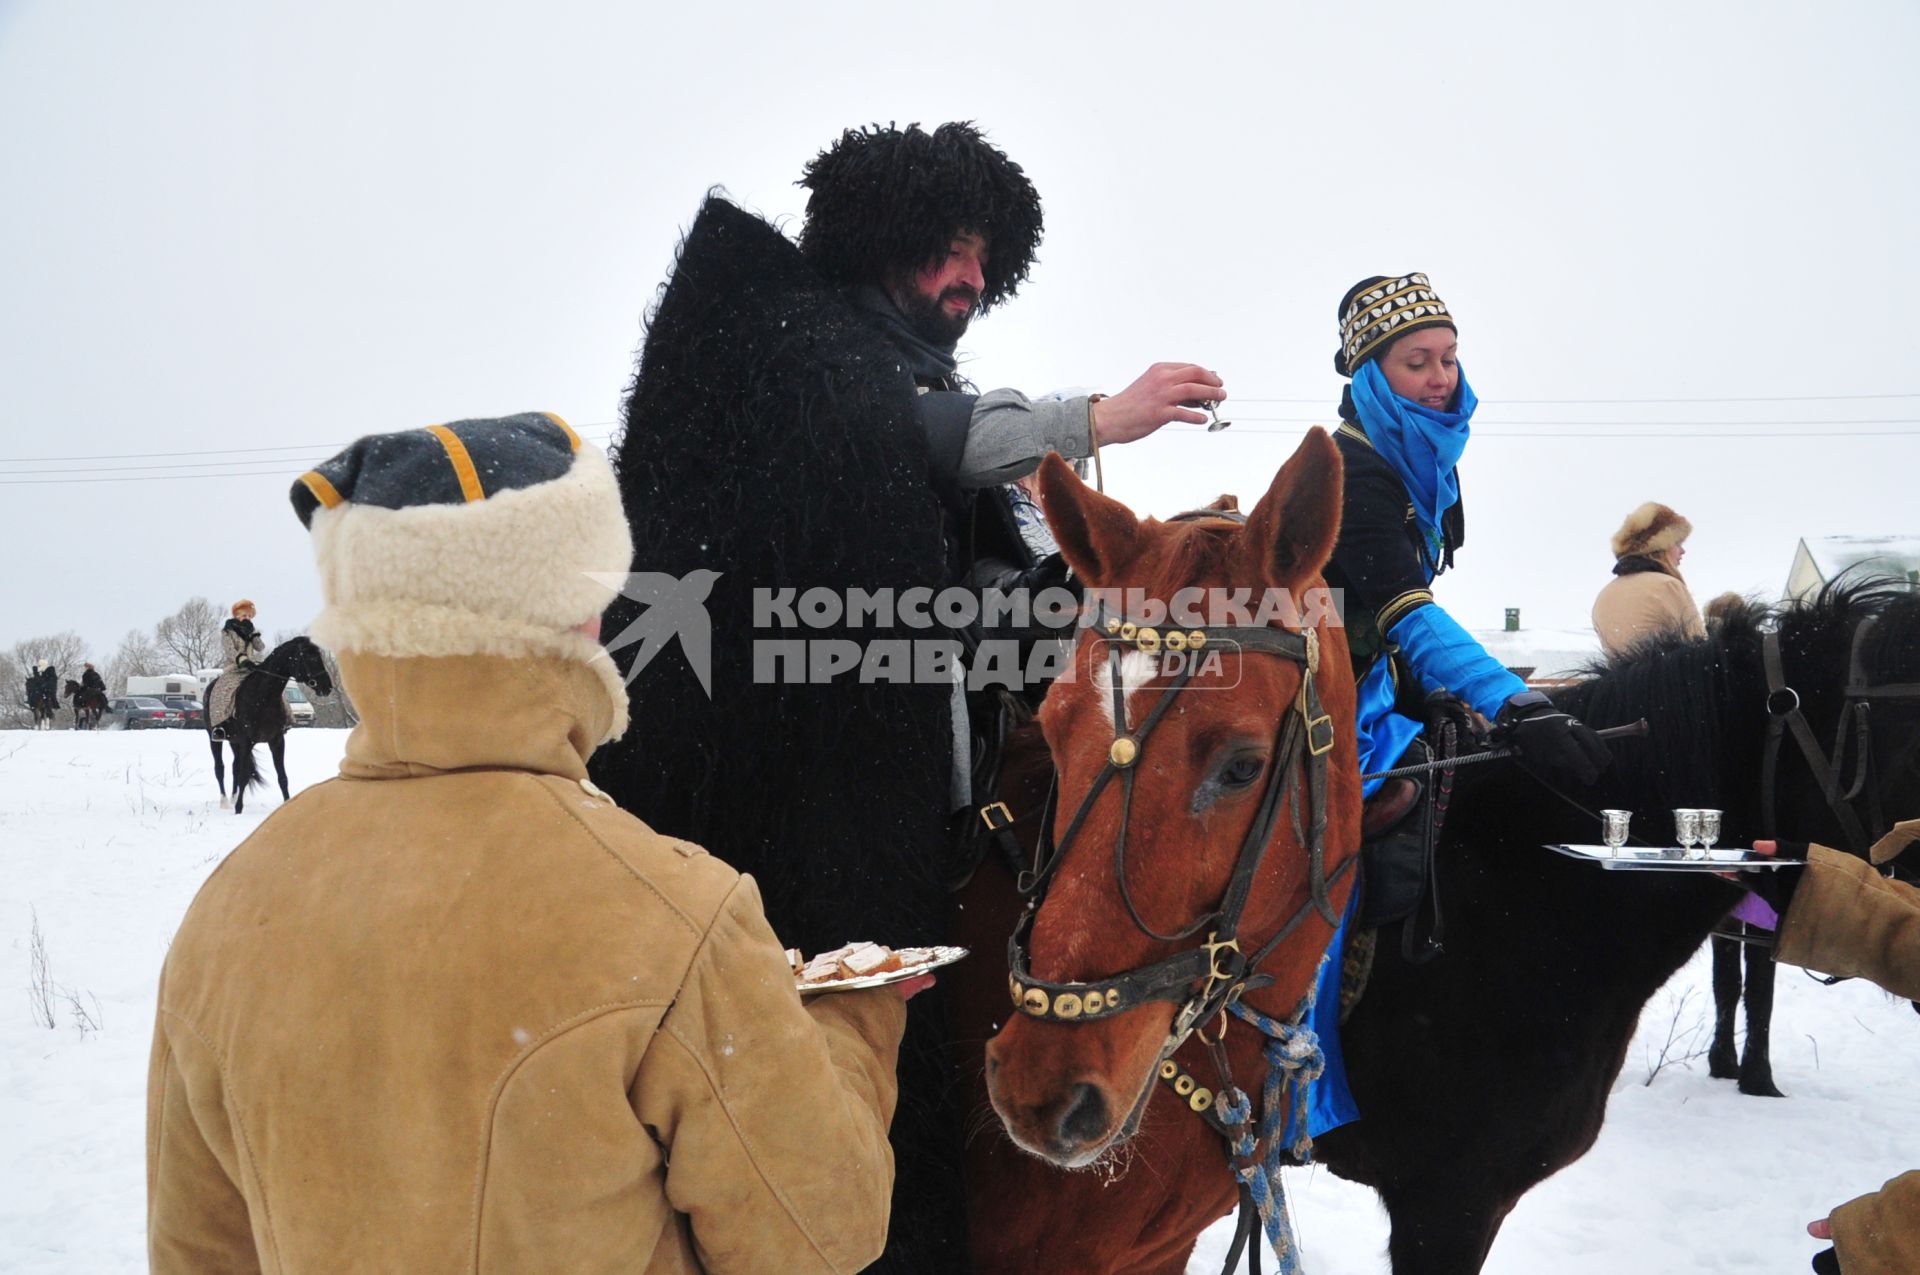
[208,599,268,736]
[148,413,914,1274]
[1753,823,1920,1274]
[1592,501,1707,658]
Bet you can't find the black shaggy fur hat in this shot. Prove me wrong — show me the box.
[798,121,1043,312]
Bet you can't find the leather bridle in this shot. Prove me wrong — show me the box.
[1760,615,1920,854]
[1004,601,1350,1061]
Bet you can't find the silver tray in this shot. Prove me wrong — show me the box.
[796,945,970,995]
[1545,844,1803,873]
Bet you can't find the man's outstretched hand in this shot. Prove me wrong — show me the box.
[1093,363,1227,445]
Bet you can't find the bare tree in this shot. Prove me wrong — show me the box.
[12,631,91,677]
[153,597,223,672]
[104,629,167,696]
[0,651,23,727]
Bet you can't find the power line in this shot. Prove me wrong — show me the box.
[1224,416,1920,427]
[1233,392,1920,405]
[0,428,1902,485]
[1198,427,1918,440]
[1,412,1910,471]
[6,394,1920,466]
[0,436,620,484]
[0,422,623,465]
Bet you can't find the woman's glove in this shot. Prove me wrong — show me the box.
[1492,691,1611,787]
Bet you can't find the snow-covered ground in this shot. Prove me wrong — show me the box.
[2,728,1915,1273]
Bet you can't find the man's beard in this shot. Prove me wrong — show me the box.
[895,285,978,347]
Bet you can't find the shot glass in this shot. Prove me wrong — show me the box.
[1599,809,1632,856]
[1695,809,1722,861]
[1673,808,1703,860]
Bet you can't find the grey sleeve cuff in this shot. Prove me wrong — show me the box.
[957,389,1095,488]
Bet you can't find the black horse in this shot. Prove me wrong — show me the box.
[1310,579,1920,1274]
[1707,583,1920,1097]
[205,637,332,814]
[63,679,106,730]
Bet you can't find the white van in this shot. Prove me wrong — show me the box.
[284,684,315,726]
[126,673,203,698]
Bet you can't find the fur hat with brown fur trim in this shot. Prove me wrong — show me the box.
[1611,502,1693,559]
[289,412,633,741]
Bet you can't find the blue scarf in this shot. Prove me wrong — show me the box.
[1348,358,1477,537]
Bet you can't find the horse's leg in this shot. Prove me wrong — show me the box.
[232,737,253,815]
[209,735,227,802]
[270,736,289,802]
[1708,932,1742,1080]
[1381,1186,1514,1275]
[1737,936,1785,1097]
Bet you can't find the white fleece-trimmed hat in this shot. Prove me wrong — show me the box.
[290,412,633,738]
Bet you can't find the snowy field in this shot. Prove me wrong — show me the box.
[2,728,1914,1274]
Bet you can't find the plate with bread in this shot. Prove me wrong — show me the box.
[789,941,969,994]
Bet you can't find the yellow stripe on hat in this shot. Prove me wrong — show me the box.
[298,470,345,509]
[540,411,583,452]
[427,424,486,503]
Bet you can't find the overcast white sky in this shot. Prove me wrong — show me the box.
[3,1,1916,663]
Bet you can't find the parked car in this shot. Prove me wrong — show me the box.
[157,694,204,729]
[284,684,314,726]
[104,696,186,730]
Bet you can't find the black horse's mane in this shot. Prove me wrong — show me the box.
[1454,575,1920,833]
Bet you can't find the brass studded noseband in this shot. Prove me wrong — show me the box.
[1006,602,1351,1057]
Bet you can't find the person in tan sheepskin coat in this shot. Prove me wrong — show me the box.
[1592,501,1706,658]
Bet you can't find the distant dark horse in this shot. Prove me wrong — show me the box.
[1297,579,1920,1273]
[205,637,332,813]
[63,680,106,730]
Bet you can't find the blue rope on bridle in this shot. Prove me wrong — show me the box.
[1213,984,1326,1275]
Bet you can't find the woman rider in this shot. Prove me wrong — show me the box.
[210,598,267,737]
[1305,273,1612,1136]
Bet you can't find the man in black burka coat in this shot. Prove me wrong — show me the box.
[593,123,1227,1272]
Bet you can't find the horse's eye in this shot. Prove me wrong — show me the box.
[1220,753,1266,788]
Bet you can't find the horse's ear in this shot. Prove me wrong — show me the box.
[1037,453,1143,586]
[1242,427,1343,588]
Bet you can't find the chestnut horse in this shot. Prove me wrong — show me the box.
[954,430,1363,1273]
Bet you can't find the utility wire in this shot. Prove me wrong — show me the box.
[0,436,620,484]
[5,394,1919,464]
[1221,416,1920,426]
[0,422,623,465]
[0,428,1901,484]
[1232,392,1920,405]
[1,413,1910,469]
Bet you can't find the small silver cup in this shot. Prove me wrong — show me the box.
[1600,809,1632,856]
[1673,808,1703,859]
[1695,809,1722,860]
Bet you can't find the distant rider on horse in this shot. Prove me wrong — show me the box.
[209,598,266,738]
[26,658,58,727]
